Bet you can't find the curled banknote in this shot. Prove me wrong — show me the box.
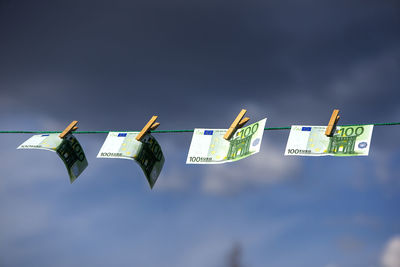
[17,133,88,182]
[285,125,374,156]
[186,118,267,164]
[97,132,164,189]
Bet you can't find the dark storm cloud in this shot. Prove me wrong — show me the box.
[0,0,399,130]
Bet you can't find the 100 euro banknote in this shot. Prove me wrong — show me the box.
[285,125,374,156]
[17,133,88,182]
[186,118,267,164]
[97,132,165,188]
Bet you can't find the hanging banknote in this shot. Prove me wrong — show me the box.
[97,132,164,189]
[17,133,88,182]
[285,125,374,156]
[186,118,267,164]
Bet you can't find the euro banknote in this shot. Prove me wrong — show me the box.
[17,133,88,182]
[285,125,374,156]
[97,132,165,188]
[186,118,267,164]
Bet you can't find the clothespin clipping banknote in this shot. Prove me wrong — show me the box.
[135,115,160,141]
[223,109,250,140]
[59,120,79,138]
[325,109,340,137]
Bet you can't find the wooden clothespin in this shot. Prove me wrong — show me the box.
[223,109,250,140]
[135,115,160,141]
[325,109,340,137]
[59,121,79,139]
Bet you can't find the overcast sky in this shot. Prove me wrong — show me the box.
[1,1,400,266]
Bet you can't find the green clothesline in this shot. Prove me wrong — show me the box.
[0,122,399,134]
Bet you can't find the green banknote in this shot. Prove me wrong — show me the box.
[285,125,374,156]
[186,118,267,164]
[97,132,165,189]
[17,133,88,182]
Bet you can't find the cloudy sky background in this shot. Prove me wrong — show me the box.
[0,0,399,266]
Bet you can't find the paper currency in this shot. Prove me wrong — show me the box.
[97,132,165,188]
[186,118,267,164]
[18,133,88,182]
[285,125,374,156]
